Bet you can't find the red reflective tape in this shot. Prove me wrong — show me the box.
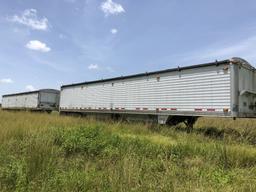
[195,108,203,111]
[161,108,167,111]
[207,108,215,112]
[136,108,140,110]
[121,108,125,110]
[115,108,119,110]
[171,108,177,111]
[143,108,148,110]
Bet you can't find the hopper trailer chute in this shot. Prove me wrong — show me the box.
[59,57,256,131]
[2,89,60,112]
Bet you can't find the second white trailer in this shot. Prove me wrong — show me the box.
[59,58,256,127]
[2,89,60,112]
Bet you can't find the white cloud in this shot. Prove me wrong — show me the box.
[0,78,13,84]
[100,0,125,16]
[26,40,51,52]
[9,9,48,31]
[88,64,99,70]
[25,85,35,91]
[111,28,118,34]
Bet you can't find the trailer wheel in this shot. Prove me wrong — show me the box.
[111,113,121,121]
[46,110,52,114]
[166,116,198,133]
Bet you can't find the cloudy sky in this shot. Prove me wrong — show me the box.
[0,0,256,98]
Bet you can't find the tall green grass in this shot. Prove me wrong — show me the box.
[0,110,256,191]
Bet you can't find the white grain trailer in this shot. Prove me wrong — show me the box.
[2,89,60,112]
[59,58,256,131]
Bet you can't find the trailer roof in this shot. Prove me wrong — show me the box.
[2,89,59,97]
[62,58,240,89]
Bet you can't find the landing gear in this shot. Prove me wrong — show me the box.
[183,116,198,133]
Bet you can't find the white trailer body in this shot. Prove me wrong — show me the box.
[2,89,60,111]
[60,58,256,124]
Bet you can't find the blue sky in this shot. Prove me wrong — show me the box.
[0,0,256,99]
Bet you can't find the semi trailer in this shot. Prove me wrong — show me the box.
[2,89,60,112]
[59,58,256,130]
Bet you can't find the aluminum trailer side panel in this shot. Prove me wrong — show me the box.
[2,89,60,111]
[60,63,232,117]
[2,92,39,109]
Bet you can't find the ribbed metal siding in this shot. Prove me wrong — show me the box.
[238,66,256,115]
[60,65,231,114]
[2,93,38,109]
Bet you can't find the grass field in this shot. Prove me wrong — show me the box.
[0,110,256,191]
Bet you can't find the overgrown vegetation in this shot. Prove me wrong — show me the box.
[0,110,256,191]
